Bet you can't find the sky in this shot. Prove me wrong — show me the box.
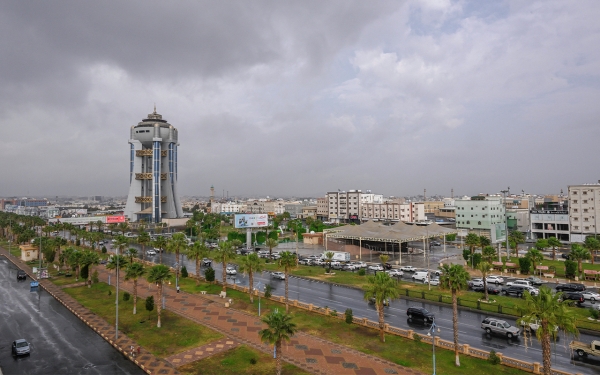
[2,0,600,199]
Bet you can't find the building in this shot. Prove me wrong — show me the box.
[316,197,328,221]
[124,108,184,223]
[326,190,362,223]
[530,209,570,242]
[302,206,317,220]
[212,201,246,214]
[360,202,424,222]
[455,195,505,239]
[568,183,600,242]
[246,200,285,215]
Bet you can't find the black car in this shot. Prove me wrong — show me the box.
[502,285,530,297]
[555,283,586,292]
[431,241,442,246]
[473,285,502,295]
[560,291,585,304]
[561,253,571,260]
[201,258,212,267]
[17,270,27,280]
[406,307,435,323]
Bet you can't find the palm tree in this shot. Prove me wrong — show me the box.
[213,241,236,292]
[68,250,84,281]
[258,310,298,375]
[81,249,100,288]
[265,238,278,258]
[186,241,211,285]
[137,230,151,262]
[477,261,492,302]
[509,231,526,258]
[439,263,470,367]
[125,247,139,263]
[584,236,600,265]
[168,233,188,285]
[117,222,130,236]
[124,262,146,314]
[324,251,334,273]
[570,244,591,277]
[106,254,128,282]
[547,237,562,261]
[96,220,104,235]
[153,236,167,263]
[238,253,264,303]
[526,249,544,275]
[363,272,399,342]
[379,254,389,267]
[146,264,172,328]
[278,251,297,313]
[518,286,578,375]
[479,236,490,252]
[464,233,479,265]
[481,245,496,263]
[114,235,129,257]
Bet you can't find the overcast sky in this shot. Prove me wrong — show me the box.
[2,1,599,199]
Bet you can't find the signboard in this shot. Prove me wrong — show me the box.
[457,229,468,237]
[491,223,506,244]
[234,214,269,229]
[106,215,125,224]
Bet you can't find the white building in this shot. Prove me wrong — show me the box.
[530,209,570,242]
[569,183,600,242]
[326,190,362,223]
[360,202,424,222]
[455,195,505,239]
[212,201,246,214]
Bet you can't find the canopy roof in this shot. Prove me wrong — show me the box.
[323,221,457,243]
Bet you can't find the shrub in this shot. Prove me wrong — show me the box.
[488,350,501,365]
[345,308,353,324]
[413,333,422,343]
[181,265,188,278]
[123,292,130,301]
[472,253,482,268]
[101,246,107,254]
[264,284,273,298]
[590,308,600,320]
[249,357,257,365]
[81,264,89,280]
[357,268,366,276]
[91,270,99,284]
[108,290,112,296]
[445,233,457,241]
[145,295,154,314]
[76,239,81,246]
[565,260,577,278]
[462,249,471,262]
[204,267,215,282]
[518,257,531,274]
[330,309,338,317]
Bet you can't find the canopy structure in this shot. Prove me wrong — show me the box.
[324,220,457,244]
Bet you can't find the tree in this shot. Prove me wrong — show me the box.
[153,236,167,263]
[68,250,84,281]
[526,249,544,275]
[509,231,526,258]
[363,272,399,342]
[265,238,278,258]
[168,233,188,284]
[477,261,492,302]
[114,235,129,258]
[517,286,578,375]
[439,264,470,367]
[258,311,298,375]
[238,253,264,303]
[146,264,172,328]
[464,233,479,264]
[324,251,334,273]
[125,247,138,264]
[138,230,151,262]
[584,236,600,265]
[379,254,389,266]
[547,237,562,261]
[145,295,154,317]
[570,244,591,277]
[186,241,211,285]
[124,262,146,314]
[106,254,128,280]
[213,241,236,292]
[482,245,496,263]
[479,236,490,251]
[278,251,297,313]
[81,249,100,287]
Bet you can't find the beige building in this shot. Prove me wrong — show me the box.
[423,201,444,215]
[20,244,40,262]
[302,206,317,219]
[569,183,600,242]
[246,200,285,215]
[361,202,425,222]
[316,197,328,220]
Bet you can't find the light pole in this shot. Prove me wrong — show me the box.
[501,188,510,261]
[115,244,119,340]
[256,282,263,316]
[427,318,439,375]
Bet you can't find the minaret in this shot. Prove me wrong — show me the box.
[124,107,183,223]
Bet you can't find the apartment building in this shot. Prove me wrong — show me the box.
[212,201,246,214]
[569,183,600,242]
[530,209,570,242]
[327,190,362,223]
[455,195,505,239]
[246,200,285,215]
[360,202,425,222]
[316,197,328,221]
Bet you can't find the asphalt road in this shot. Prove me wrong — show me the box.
[0,257,146,375]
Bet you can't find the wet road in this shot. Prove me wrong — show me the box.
[0,257,145,375]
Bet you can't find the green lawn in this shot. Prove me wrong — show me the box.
[179,345,311,375]
[63,283,223,357]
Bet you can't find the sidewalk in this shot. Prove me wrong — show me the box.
[96,266,424,375]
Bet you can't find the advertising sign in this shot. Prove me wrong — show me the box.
[234,214,269,229]
[491,223,506,243]
[106,215,125,224]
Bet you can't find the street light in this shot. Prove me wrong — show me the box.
[501,188,510,261]
[255,282,263,316]
[427,318,440,375]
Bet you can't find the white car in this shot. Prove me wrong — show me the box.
[412,271,429,282]
[386,269,404,277]
[469,278,484,288]
[506,279,532,287]
[146,249,157,256]
[429,277,440,286]
[226,266,237,275]
[368,264,384,271]
[486,276,505,285]
[352,261,367,269]
[400,265,417,272]
[271,271,285,280]
[582,291,600,301]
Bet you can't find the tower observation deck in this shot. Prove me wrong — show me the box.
[124,108,183,223]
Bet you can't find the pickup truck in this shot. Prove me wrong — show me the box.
[570,340,600,358]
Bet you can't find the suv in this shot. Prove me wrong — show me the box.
[481,317,520,339]
[502,285,531,297]
[560,291,585,304]
[271,272,285,280]
[468,278,484,288]
[506,279,532,287]
[201,258,212,267]
[17,270,27,280]
[406,307,434,323]
[555,283,586,292]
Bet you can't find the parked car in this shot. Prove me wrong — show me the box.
[431,241,442,246]
[429,277,440,286]
[17,270,27,280]
[352,261,367,269]
[11,339,30,356]
[506,279,532,287]
[486,276,504,285]
[472,285,502,294]
[560,291,585,304]
[582,291,600,301]
[555,283,586,292]
[406,307,434,323]
[298,258,313,266]
[226,266,237,275]
[502,285,533,297]
[384,263,393,270]
[201,258,212,267]
[271,271,285,280]
[146,249,157,256]
[368,296,390,306]
[412,271,429,283]
[561,253,572,260]
[368,264,384,271]
[468,278,484,288]
[386,269,404,277]
[400,265,417,272]
[481,317,520,339]
[524,276,546,286]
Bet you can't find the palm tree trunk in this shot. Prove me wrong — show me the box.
[141,244,145,262]
[133,279,138,314]
[88,265,92,288]
[160,250,163,264]
[540,323,552,375]
[285,271,289,313]
[483,279,488,302]
[452,290,460,366]
[157,283,162,328]
[195,259,200,286]
[378,304,385,342]
[276,342,282,375]
[222,261,227,292]
[249,273,254,303]
[552,247,556,261]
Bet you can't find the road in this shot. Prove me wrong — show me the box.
[0,256,145,375]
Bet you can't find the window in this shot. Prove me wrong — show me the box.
[573,191,578,195]
[478,221,482,225]
[467,221,470,224]
[584,191,588,195]
[584,200,588,204]
[574,200,578,204]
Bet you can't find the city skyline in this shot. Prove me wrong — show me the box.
[1,1,599,198]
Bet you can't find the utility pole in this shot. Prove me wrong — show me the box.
[501,187,510,262]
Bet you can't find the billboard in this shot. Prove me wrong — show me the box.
[234,214,269,229]
[106,215,125,224]
[491,223,506,243]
